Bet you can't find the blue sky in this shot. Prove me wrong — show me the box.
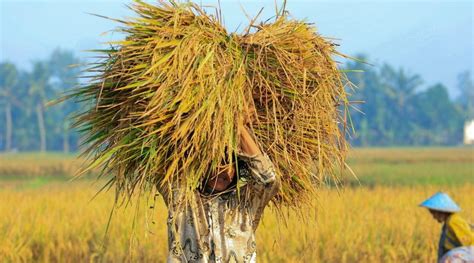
[1,0,472,97]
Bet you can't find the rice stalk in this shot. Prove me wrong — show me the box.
[64,0,355,214]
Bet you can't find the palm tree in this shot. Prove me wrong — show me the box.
[29,62,51,152]
[0,63,19,152]
[456,71,474,120]
[48,48,81,153]
[380,64,423,109]
[379,64,423,144]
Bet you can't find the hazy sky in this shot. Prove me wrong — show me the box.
[1,0,472,97]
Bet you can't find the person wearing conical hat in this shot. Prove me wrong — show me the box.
[420,192,474,263]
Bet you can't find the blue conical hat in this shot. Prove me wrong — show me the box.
[419,192,461,213]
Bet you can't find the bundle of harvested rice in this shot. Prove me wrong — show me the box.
[66,0,353,211]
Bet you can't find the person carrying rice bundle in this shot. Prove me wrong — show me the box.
[64,0,353,262]
[159,123,280,262]
[420,192,474,263]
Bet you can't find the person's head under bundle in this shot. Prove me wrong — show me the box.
[203,151,239,194]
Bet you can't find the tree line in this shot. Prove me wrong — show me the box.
[346,55,473,146]
[0,49,81,152]
[0,50,472,152]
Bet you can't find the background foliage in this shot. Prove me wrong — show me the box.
[0,50,473,152]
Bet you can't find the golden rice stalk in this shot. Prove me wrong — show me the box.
[66,0,353,212]
[240,18,352,207]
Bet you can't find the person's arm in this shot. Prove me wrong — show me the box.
[239,124,262,155]
[238,125,279,186]
[237,125,280,230]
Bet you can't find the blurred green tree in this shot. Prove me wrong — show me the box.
[411,84,463,145]
[0,63,20,151]
[48,48,82,152]
[379,64,423,145]
[456,71,473,120]
[28,62,51,152]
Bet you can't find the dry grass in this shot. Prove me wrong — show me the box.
[1,148,473,262]
[64,0,352,210]
[1,183,472,262]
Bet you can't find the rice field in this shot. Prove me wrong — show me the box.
[0,148,473,262]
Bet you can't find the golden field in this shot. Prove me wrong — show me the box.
[0,148,473,262]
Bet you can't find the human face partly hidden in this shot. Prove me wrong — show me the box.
[205,162,236,193]
[429,209,451,223]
